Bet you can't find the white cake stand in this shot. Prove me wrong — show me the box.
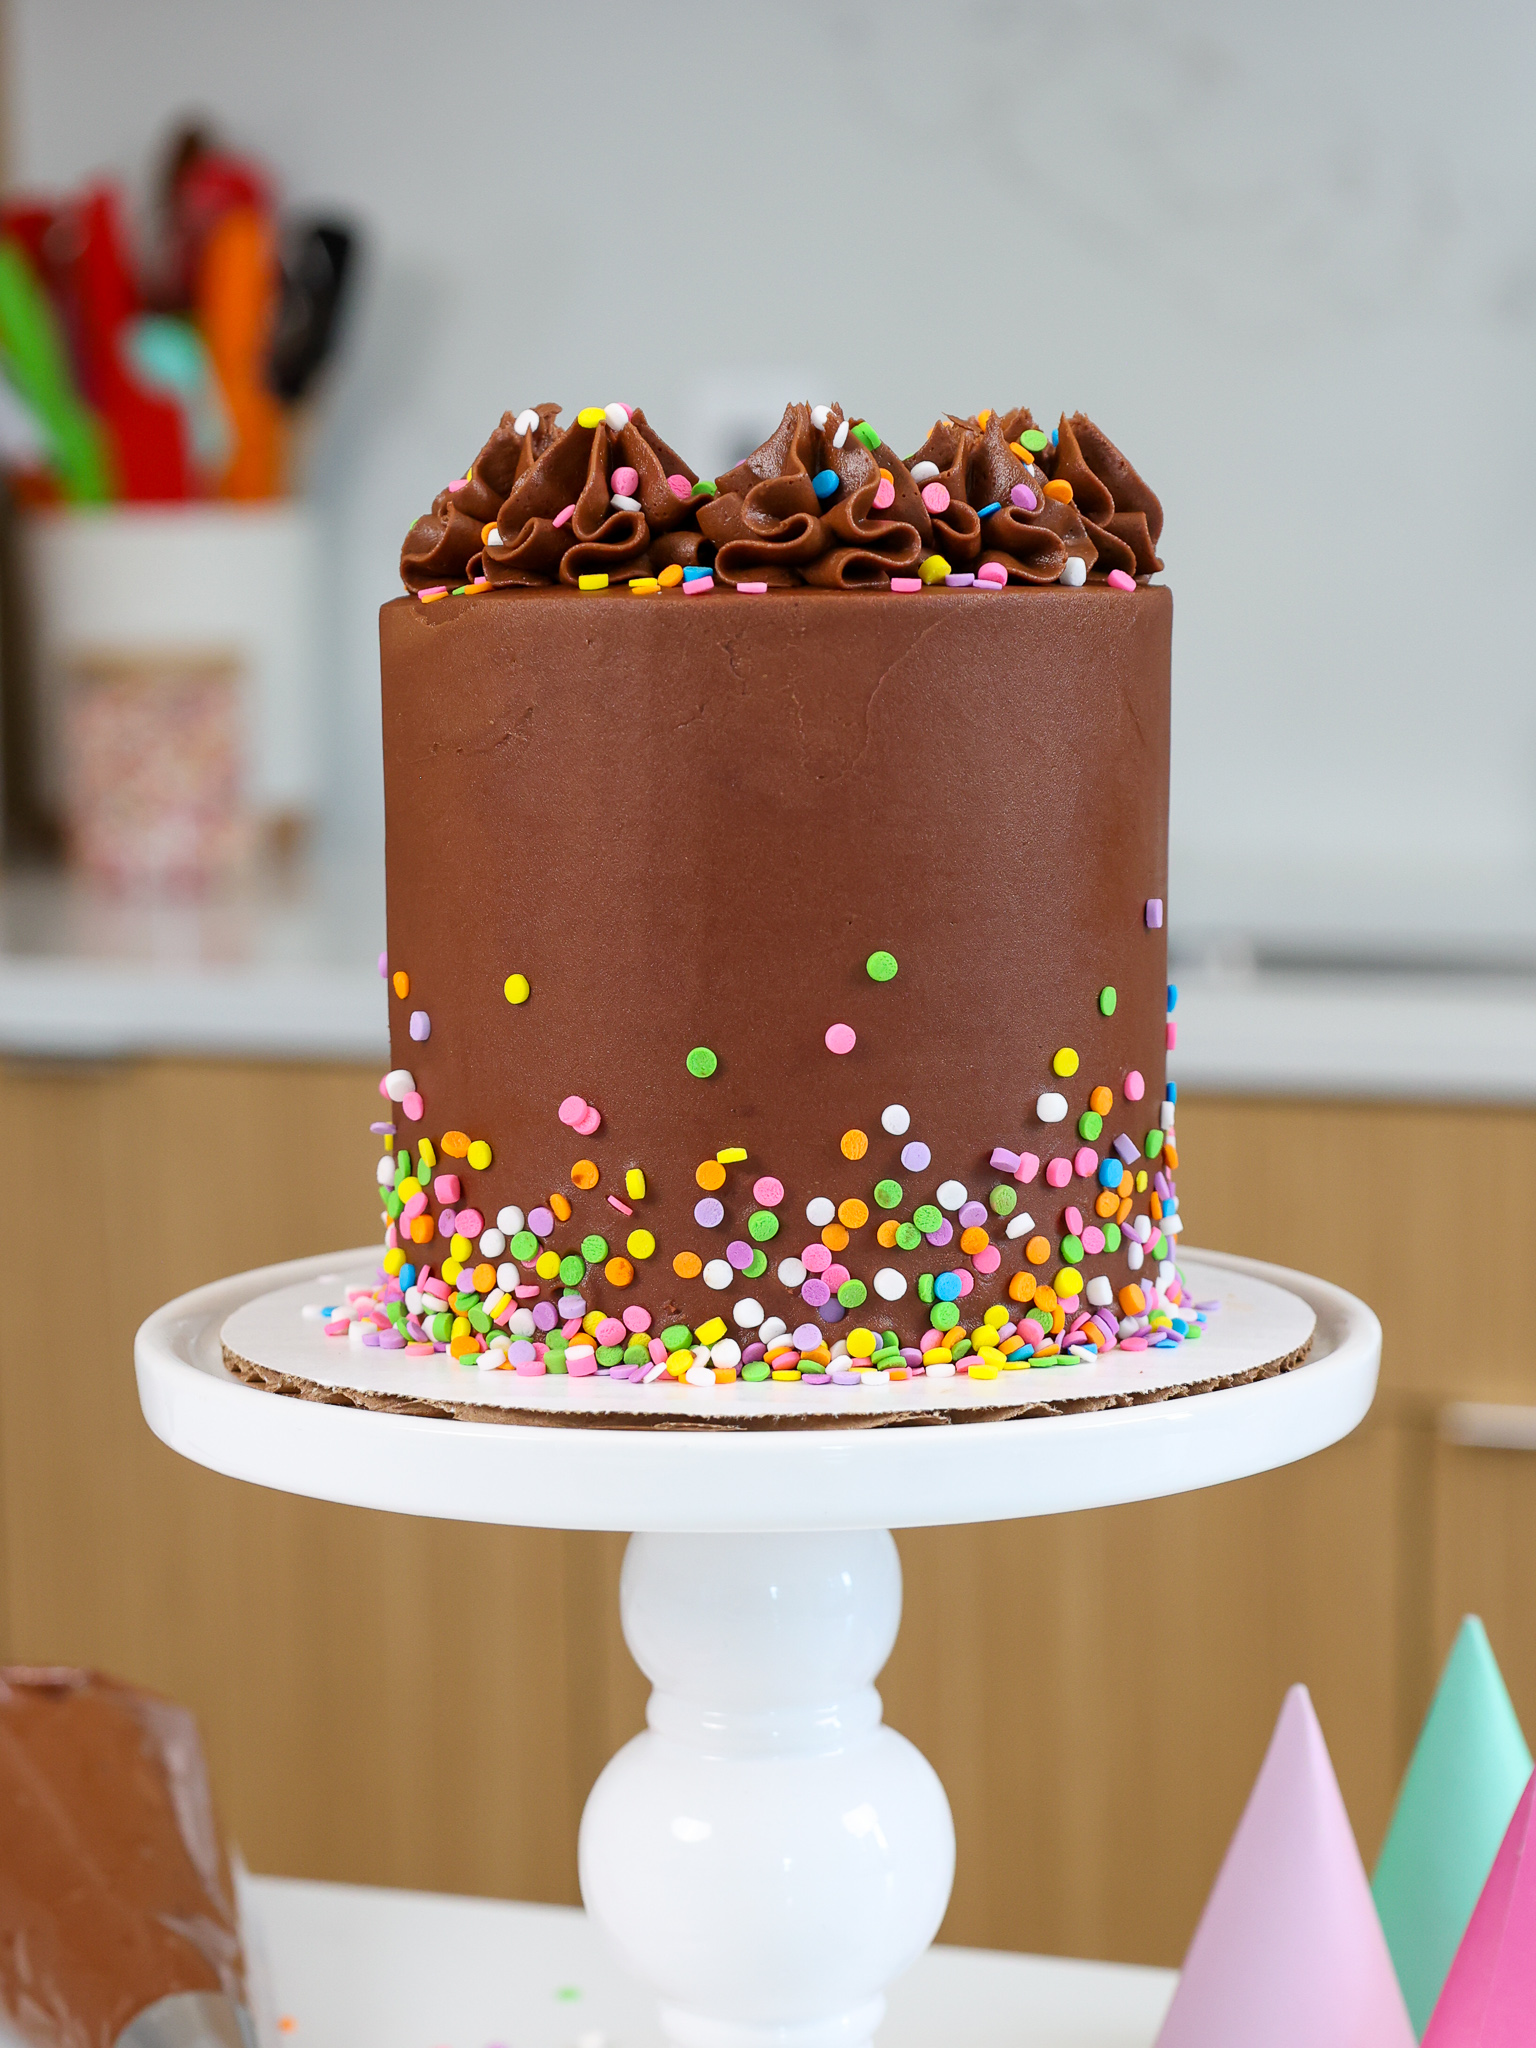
[136,1247,1379,2048]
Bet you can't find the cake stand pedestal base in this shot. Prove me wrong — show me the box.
[580,1530,952,2048]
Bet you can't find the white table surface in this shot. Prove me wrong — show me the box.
[240,1876,1176,2048]
[5,859,1536,1100]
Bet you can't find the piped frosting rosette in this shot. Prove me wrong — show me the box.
[1042,411,1164,579]
[699,403,928,588]
[907,410,1095,584]
[400,404,562,592]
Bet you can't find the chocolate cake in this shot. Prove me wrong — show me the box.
[352,399,1191,1399]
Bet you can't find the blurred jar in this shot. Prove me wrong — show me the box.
[21,502,319,884]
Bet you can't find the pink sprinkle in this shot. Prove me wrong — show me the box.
[891,577,922,592]
[823,1263,850,1290]
[416,585,448,600]
[433,1174,460,1204]
[648,1338,669,1364]
[515,1354,546,1377]
[802,1244,832,1274]
[402,1192,427,1221]
[514,1284,541,1299]
[1145,897,1163,929]
[1015,1152,1040,1184]
[753,1175,785,1206]
[1046,1158,1072,1188]
[684,575,714,594]
[574,1105,602,1136]
[972,1245,1001,1275]
[553,503,575,529]
[1010,483,1038,512]
[872,476,895,511]
[423,1278,451,1301]
[610,465,639,497]
[1121,1337,1148,1352]
[1082,1226,1105,1255]
[920,481,951,514]
[737,581,768,594]
[955,1270,974,1296]
[457,1207,483,1236]
[623,1305,653,1333]
[596,1318,625,1346]
[447,478,468,492]
[1124,1070,1145,1101]
[558,1094,588,1126]
[402,1091,424,1123]
[667,474,692,499]
[1167,1020,1178,1051]
[1074,1147,1098,1178]
[825,1022,857,1055]
[1107,569,1136,591]
[976,561,1008,586]
[608,1194,634,1216]
[1064,1207,1084,1235]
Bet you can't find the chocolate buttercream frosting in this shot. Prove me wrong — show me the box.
[399,401,1163,592]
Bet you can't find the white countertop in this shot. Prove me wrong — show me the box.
[240,1874,1176,2048]
[4,862,1536,1100]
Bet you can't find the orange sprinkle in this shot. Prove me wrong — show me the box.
[278,2022,297,2037]
[1035,1285,1059,1313]
[959,1225,990,1255]
[1044,478,1073,503]
[1007,1270,1037,1304]
[472,1263,496,1293]
[1119,1283,1147,1315]
[409,1216,433,1244]
[976,407,992,428]
[696,1159,727,1191]
[658,563,685,588]
[391,970,409,999]
[876,1219,900,1248]
[550,1191,572,1222]
[571,1159,600,1190]
[604,1256,634,1286]
[837,1198,869,1229]
[1116,1196,1133,1223]
[821,1222,850,1252]
[840,1129,869,1160]
[1150,1193,1164,1221]
[1164,1142,1180,1169]
[441,1130,470,1158]
[1025,1234,1052,1266]
[1094,1188,1120,1219]
[1089,1085,1113,1115]
[673,1251,703,1279]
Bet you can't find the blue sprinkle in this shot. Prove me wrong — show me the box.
[1098,1157,1124,1189]
[811,467,839,499]
[1167,982,1179,1011]
[1165,1081,1177,1102]
[399,1264,416,1289]
[976,501,1001,518]
[682,565,711,581]
[934,1271,964,1301]
[1050,427,1059,445]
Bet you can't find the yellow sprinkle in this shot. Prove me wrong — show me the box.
[716,1146,748,1164]
[666,1351,693,1377]
[1052,1047,1079,1078]
[396,1175,421,1201]
[383,1247,404,1276]
[583,1310,604,1335]
[467,1139,492,1170]
[1136,1170,1148,1192]
[629,577,660,594]
[418,1138,437,1170]
[847,1328,878,1358]
[772,1369,801,1381]
[625,1167,647,1200]
[922,1348,954,1365]
[452,1314,471,1340]
[504,973,530,1004]
[441,1257,462,1286]
[535,1250,561,1280]
[1054,1269,1084,1298]
[450,1233,472,1262]
[1000,1354,1032,1371]
[696,1316,727,1344]
[970,1362,1000,1380]
[578,572,609,592]
[627,1229,656,1260]
[576,406,605,428]
[983,1304,1009,1328]
[919,555,950,585]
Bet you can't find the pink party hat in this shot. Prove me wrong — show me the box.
[1157,1685,1415,2048]
[1423,1770,1536,2045]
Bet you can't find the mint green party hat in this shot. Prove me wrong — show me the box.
[1374,1616,1532,2035]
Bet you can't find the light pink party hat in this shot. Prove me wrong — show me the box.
[1156,1685,1415,2048]
[1423,1770,1536,2045]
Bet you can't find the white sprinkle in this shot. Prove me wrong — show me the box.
[1127,1242,1145,1271]
[810,404,831,428]
[925,1360,957,1378]
[880,1103,910,1136]
[483,526,501,548]
[610,494,641,513]
[1036,1092,1069,1123]
[1161,1102,1177,1131]
[1060,556,1087,588]
[604,402,630,432]
[732,1297,764,1328]
[643,1359,669,1382]
[1005,1214,1036,1240]
[685,1363,715,1387]
[711,1338,742,1368]
[375,1156,397,1186]
[513,408,539,437]
[478,1229,506,1258]
[759,1316,788,1343]
[873,1267,908,1301]
[477,1349,508,1371]
[776,1259,807,1289]
[703,1259,734,1290]
[383,1068,415,1102]
[806,1196,836,1227]
[497,1206,525,1234]
[301,1302,328,1320]
[936,1180,968,1211]
[1085,1276,1114,1307]
[1159,1260,1178,1284]
[911,460,940,484]
[508,1308,536,1337]
[832,420,849,448]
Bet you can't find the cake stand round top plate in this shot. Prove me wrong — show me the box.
[135,1248,1378,1533]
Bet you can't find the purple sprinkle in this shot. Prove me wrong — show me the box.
[1154,1171,1171,1199]
[944,572,976,587]
[438,1209,456,1237]
[957,1200,988,1229]
[830,1371,861,1385]
[532,1301,557,1332]
[925,1219,954,1248]
[379,1329,407,1350]
[528,1206,554,1235]
[901,1140,931,1171]
[801,1371,831,1384]
[410,1010,431,1041]
[1114,1135,1139,1165]
[743,1342,767,1362]
[817,1299,846,1323]
[791,1324,821,1350]
[990,1147,1021,1172]
[1146,897,1164,929]
[378,951,388,978]
[434,1341,449,1353]
[1010,482,1038,511]
[726,1240,753,1270]
[694,1197,725,1228]
[801,1278,831,1308]
[370,1121,396,1135]
[559,1295,586,1316]
[361,1326,380,1346]
[900,1347,922,1365]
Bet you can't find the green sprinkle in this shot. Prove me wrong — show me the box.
[1060,1235,1084,1265]
[509,1230,538,1260]
[686,1046,718,1078]
[743,1360,771,1382]
[428,1312,453,1342]
[690,478,718,497]
[990,1183,1017,1216]
[1152,1234,1168,1260]
[866,949,898,982]
[949,1337,972,1360]
[451,1291,478,1311]
[623,1343,649,1364]
[558,1254,585,1286]
[917,1273,935,1304]
[1025,1308,1052,1332]
[1145,1128,1164,1158]
[932,1300,959,1330]
[1078,1110,1103,1142]
[913,1203,942,1232]
[1032,1352,1071,1369]
[467,1306,492,1333]
[662,1324,693,1352]
[398,1149,410,1179]
[852,421,881,451]
[743,1249,768,1279]
[1103,1222,1122,1251]
[1099,986,1117,1016]
[385,1191,403,1219]
[837,1279,868,1308]
[873,1179,903,1209]
[546,1355,568,1374]
[1020,428,1048,453]
[895,1221,922,1251]
[747,1209,779,1242]
[597,1345,624,1365]
[581,1234,608,1263]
